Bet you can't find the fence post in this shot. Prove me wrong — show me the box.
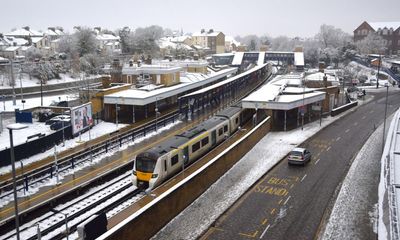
[119,138,122,148]
[24,176,28,192]
[105,141,108,153]
[71,157,75,169]
[144,127,146,137]
[50,165,53,178]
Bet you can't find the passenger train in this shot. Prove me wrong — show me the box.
[132,106,248,190]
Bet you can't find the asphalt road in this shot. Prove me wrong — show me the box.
[200,90,400,240]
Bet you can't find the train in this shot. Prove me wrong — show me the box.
[132,106,249,190]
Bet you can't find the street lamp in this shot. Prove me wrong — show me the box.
[376,55,381,89]
[155,97,162,132]
[382,83,389,153]
[7,123,28,240]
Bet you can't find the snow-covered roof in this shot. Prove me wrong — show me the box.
[5,46,20,51]
[225,36,241,46]
[104,67,237,106]
[31,37,44,43]
[20,46,35,51]
[368,22,400,31]
[2,36,28,46]
[122,64,183,75]
[192,31,222,37]
[232,52,244,65]
[96,34,119,41]
[305,72,337,82]
[5,28,43,37]
[242,74,326,110]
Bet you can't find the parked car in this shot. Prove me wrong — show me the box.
[45,115,70,125]
[288,147,311,165]
[50,119,71,130]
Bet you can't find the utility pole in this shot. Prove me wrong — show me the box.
[9,59,16,106]
[376,55,381,89]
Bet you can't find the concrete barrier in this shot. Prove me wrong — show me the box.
[99,116,271,240]
[331,101,358,117]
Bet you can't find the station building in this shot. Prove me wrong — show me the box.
[102,61,237,123]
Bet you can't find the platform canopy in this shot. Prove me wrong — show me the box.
[241,74,325,111]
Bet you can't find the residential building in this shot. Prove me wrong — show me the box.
[192,29,225,54]
[225,36,240,52]
[354,21,400,55]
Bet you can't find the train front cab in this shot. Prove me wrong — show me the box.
[133,152,159,189]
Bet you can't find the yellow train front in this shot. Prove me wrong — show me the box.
[132,106,244,190]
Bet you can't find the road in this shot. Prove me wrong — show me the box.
[201,90,400,240]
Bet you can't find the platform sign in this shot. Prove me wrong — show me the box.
[71,103,93,135]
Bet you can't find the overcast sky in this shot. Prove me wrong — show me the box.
[1,0,399,37]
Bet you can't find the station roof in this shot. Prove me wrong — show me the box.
[241,73,326,111]
[181,63,268,98]
[104,67,237,106]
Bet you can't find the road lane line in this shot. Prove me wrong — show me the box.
[326,146,331,151]
[336,137,341,141]
[301,174,307,182]
[315,159,320,165]
[259,224,271,239]
[345,129,350,133]
[262,218,268,225]
[284,196,291,205]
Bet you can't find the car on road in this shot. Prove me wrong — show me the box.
[288,147,311,165]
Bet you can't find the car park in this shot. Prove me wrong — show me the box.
[288,147,311,165]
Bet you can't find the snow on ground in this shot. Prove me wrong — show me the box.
[0,121,128,176]
[321,113,392,240]
[0,93,76,112]
[0,120,180,208]
[348,61,393,86]
[151,106,354,240]
[0,73,100,89]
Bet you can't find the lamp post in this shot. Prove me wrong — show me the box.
[301,77,306,130]
[9,59,16,106]
[382,83,389,153]
[155,97,162,132]
[115,103,120,128]
[376,55,381,89]
[7,123,28,240]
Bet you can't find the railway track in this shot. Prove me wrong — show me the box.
[1,172,143,240]
[0,111,179,206]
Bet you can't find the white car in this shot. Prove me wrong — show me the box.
[288,147,312,165]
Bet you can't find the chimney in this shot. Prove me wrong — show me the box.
[0,33,3,39]
[94,27,101,34]
[208,29,214,33]
[201,29,205,34]
[48,27,56,32]
[323,74,328,88]
[318,61,325,73]
[23,26,30,31]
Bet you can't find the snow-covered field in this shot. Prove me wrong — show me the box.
[0,73,100,89]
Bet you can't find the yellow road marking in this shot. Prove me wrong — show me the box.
[278,199,283,205]
[270,208,276,215]
[262,218,268,225]
[239,230,258,238]
[201,227,224,239]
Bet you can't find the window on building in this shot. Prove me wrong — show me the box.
[388,40,392,46]
[235,117,239,124]
[398,39,400,46]
[383,29,388,35]
[171,155,178,166]
[201,137,209,146]
[192,142,201,152]
[224,125,228,132]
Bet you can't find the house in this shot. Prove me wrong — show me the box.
[225,36,241,52]
[5,26,43,38]
[44,27,65,41]
[96,33,121,54]
[192,29,225,54]
[354,21,400,55]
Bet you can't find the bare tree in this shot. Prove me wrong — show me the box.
[355,33,387,55]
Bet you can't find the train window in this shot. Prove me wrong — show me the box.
[224,125,228,132]
[164,160,167,171]
[218,128,223,136]
[192,142,201,152]
[201,137,209,146]
[235,117,239,124]
[171,155,179,166]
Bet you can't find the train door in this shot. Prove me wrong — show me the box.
[183,146,189,165]
[211,130,216,146]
